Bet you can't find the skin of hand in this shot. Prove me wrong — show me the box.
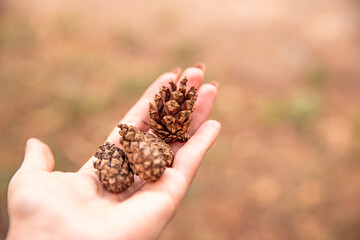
[6,64,221,240]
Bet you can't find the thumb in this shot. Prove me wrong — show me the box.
[20,138,55,172]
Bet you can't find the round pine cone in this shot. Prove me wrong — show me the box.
[93,142,134,193]
[142,132,174,168]
[118,124,174,181]
[145,77,197,143]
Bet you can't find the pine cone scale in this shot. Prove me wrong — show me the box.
[93,142,134,193]
[118,124,174,181]
[146,77,197,143]
[171,90,184,101]
[165,100,180,114]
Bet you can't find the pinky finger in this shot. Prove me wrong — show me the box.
[173,120,221,183]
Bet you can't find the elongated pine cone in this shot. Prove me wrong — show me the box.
[118,124,174,181]
[145,77,197,143]
[93,142,134,193]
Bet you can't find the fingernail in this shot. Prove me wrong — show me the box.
[193,62,206,71]
[171,67,181,74]
[210,81,219,88]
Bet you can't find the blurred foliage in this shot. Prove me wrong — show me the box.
[0,15,37,52]
[54,12,83,39]
[259,92,321,128]
[154,8,180,31]
[120,75,152,96]
[1,0,360,239]
[112,27,143,52]
[304,64,328,89]
[351,113,360,158]
[172,38,201,65]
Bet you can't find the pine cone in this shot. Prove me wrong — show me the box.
[93,142,134,193]
[145,77,197,143]
[118,124,174,181]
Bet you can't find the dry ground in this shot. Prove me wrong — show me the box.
[1,0,360,239]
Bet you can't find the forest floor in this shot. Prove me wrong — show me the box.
[1,0,360,239]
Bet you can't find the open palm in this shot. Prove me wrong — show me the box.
[7,65,220,240]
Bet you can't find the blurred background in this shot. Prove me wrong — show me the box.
[1,0,360,239]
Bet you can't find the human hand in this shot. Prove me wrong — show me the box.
[7,64,220,240]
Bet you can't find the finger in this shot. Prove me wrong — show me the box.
[194,62,206,72]
[20,138,55,172]
[177,64,205,91]
[119,120,221,223]
[173,120,221,178]
[188,82,218,135]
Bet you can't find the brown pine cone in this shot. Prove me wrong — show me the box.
[145,77,197,143]
[118,124,174,181]
[93,142,134,193]
[149,135,174,168]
